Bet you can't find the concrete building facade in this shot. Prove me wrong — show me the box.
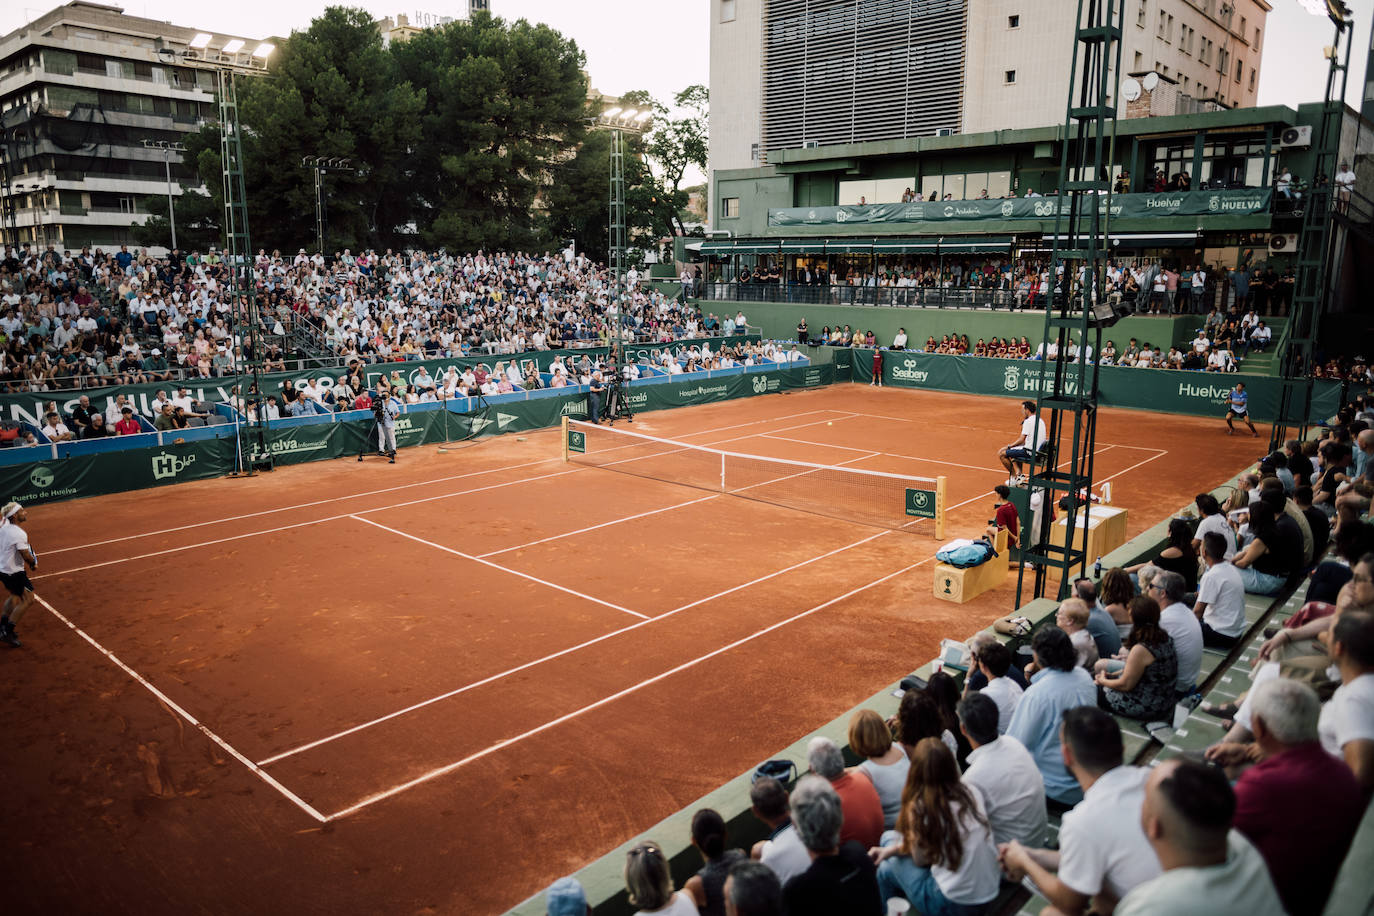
[0,1,263,252]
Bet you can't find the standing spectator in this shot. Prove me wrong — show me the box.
[1193,532,1248,648]
[1005,627,1097,806]
[748,777,810,886]
[848,709,909,830]
[870,738,1001,915]
[1115,760,1284,916]
[806,737,883,851]
[957,693,1047,847]
[684,809,746,916]
[998,708,1161,916]
[780,775,882,916]
[624,841,699,916]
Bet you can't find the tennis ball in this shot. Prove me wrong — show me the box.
[827,421,833,426]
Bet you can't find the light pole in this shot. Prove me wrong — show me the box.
[587,106,652,396]
[300,156,354,255]
[141,138,187,251]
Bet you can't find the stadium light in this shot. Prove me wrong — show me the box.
[222,39,245,54]
[1299,0,1353,28]
[189,32,212,49]
[603,107,622,118]
[252,42,275,60]
[634,110,652,123]
[620,108,638,122]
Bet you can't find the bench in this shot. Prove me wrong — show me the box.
[933,528,1010,604]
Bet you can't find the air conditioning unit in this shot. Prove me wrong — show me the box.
[935,127,956,137]
[1279,125,1313,149]
[802,140,819,149]
[1268,234,1298,253]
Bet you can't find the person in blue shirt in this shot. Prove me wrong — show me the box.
[1006,626,1098,806]
[1224,382,1258,437]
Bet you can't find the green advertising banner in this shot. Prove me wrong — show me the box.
[0,437,234,506]
[855,350,1342,424]
[0,336,761,426]
[768,189,1273,229]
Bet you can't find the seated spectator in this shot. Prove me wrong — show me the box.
[624,840,699,916]
[1231,500,1303,595]
[1320,609,1374,797]
[779,775,882,916]
[1191,493,1237,561]
[870,738,1001,915]
[81,413,113,438]
[723,861,780,916]
[1194,532,1248,648]
[998,708,1161,916]
[966,641,1023,733]
[926,671,973,766]
[1294,485,1330,562]
[1095,567,1135,644]
[1116,759,1284,916]
[683,808,745,916]
[848,709,909,830]
[748,777,810,886]
[1058,598,1100,670]
[1005,627,1097,806]
[957,693,1047,847]
[1077,576,1123,659]
[114,406,142,436]
[1150,570,1203,697]
[40,410,74,441]
[1094,595,1179,722]
[807,736,883,850]
[894,688,960,762]
[1208,679,1362,916]
[544,876,590,916]
[1125,518,1198,593]
[964,632,1030,694]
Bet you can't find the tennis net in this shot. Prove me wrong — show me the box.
[562,418,945,535]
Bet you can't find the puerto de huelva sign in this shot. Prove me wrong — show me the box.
[767,189,1273,228]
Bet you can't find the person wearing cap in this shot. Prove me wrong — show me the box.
[0,501,38,648]
[143,346,171,381]
[114,406,142,436]
[544,876,590,916]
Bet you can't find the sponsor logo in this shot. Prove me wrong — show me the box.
[628,390,650,406]
[567,430,586,454]
[1208,195,1220,212]
[1033,200,1056,217]
[905,487,937,519]
[1144,195,1182,210]
[836,209,849,223]
[680,383,730,401]
[1001,201,1015,217]
[943,205,955,217]
[151,451,196,480]
[807,209,817,220]
[804,368,822,386]
[891,358,929,383]
[559,401,588,416]
[1178,382,1232,400]
[1003,365,1021,392]
[29,467,54,489]
[497,412,519,429]
[752,376,768,394]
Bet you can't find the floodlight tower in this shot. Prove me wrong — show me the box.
[141,138,188,251]
[588,106,653,397]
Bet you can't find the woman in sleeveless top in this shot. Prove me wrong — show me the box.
[1095,595,1178,722]
[683,809,744,916]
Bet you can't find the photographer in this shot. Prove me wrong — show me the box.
[587,370,606,425]
[375,385,401,463]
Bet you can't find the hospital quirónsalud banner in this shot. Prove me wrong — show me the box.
[4,364,833,504]
[846,350,1347,423]
[0,334,761,426]
[767,188,1274,228]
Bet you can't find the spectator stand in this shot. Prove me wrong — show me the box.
[507,464,1283,916]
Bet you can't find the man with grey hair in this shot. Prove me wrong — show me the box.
[723,860,782,916]
[1206,679,1362,916]
[780,775,882,915]
[1149,569,1203,696]
[806,736,883,849]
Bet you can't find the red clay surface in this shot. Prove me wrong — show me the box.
[6,386,1263,914]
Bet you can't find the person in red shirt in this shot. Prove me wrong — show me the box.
[871,348,883,387]
[353,390,373,411]
[988,484,1019,548]
[113,406,142,436]
[808,736,884,850]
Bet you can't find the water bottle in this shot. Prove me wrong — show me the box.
[1094,556,1102,579]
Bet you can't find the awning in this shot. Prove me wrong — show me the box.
[731,242,783,255]
[698,240,736,255]
[1045,232,1200,249]
[938,236,1015,254]
[871,240,941,253]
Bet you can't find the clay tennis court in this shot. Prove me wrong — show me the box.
[7,385,1261,914]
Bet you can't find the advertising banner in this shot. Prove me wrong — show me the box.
[0,437,234,506]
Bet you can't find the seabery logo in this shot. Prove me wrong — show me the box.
[890,358,929,383]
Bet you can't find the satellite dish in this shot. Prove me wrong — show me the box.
[1142,72,1159,92]
[1121,79,1142,102]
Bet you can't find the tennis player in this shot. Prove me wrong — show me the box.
[1224,381,1258,437]
[0,501,38,648]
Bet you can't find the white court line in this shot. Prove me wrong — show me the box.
[256,527,893,766]
[48,408,838,557]
[477,494,720,558]
[350,515,649,620]
[33,594,329,823]
[320,550,941,821]
[760,434,1007,475]
[1096,449,1170,484]
[36,468,582,581]
[839,411,1169,452]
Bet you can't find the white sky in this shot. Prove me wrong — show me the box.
[3,0,1370,173]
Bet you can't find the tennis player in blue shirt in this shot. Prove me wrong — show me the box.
[1225,381,1258,437]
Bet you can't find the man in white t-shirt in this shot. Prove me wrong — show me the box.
[1151,570,1203,696]
[1317,608,1374,797]
[40,411,74,441]
[998,400,1049,486]
[0,501,38,648]
[747,776,811,885]
[999,707,1161,915]
[1193,532,1247,649]
[958,693,1047,847]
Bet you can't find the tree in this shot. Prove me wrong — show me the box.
[132,187,220,252]
[643,84,708,237]
[389,11,590,252]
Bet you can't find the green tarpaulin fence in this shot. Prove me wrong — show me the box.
[0,436,236,505]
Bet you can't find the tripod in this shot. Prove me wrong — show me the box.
[358,404,396,463]
[605,370,633,424]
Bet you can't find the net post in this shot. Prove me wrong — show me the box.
[561,416,569,463]
[935,475,947,540]
[720,451,726,492]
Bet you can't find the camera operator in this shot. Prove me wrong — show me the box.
[375,384,401,462]
[587,370,606,425]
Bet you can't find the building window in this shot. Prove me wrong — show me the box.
[1254,28,1261,50]
[1134,51,1143,70]
[720,0,736,23]
[1249,68,1256,90]
[1240,16,1247,37]
[1158,10,1167,36]
[1235,60,1243,82]
[721,197,740,218]
[1008,14,1020,28]
[750,142,760,162]
[1138,0,1147,27]
[1005,69,1017,84]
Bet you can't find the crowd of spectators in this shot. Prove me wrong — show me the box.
[0,242,737,396]
[540,394,1374,916]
